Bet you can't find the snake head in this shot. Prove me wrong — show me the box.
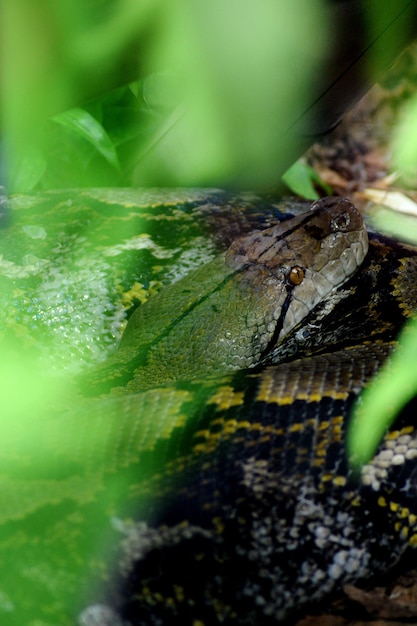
[225,197,368,357]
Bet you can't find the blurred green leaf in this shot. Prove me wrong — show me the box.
[52,108,120,171]
[282,160,332,199]
[135,0,327,188]
[2,0,327,190]
[349,192,417,467]
[369,205,417,245]
[142,72,180,112]
[392,93,417,186]
[348,316,417,467]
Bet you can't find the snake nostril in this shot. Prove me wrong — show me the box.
[331,212,351,232]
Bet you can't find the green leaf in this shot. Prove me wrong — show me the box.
[370,205,417,245]
[391,84,417,186]
[52,108,120,171]
[281,160,331,199]
[142,72,180,112]
[348,316,417,467]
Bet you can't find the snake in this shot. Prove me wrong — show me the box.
[1,189,417,625]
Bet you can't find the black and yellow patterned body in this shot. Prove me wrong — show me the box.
[1,189,417,625]
[114,348,417,625]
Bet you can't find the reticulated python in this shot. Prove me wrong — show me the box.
[1,190,417,625]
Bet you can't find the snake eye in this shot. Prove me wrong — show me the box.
[288,265,304,285]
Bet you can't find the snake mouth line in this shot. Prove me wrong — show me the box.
[258,286,294,362]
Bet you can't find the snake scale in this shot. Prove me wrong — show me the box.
[1,189,417,625]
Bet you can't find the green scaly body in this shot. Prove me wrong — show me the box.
[0,189,417,625]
